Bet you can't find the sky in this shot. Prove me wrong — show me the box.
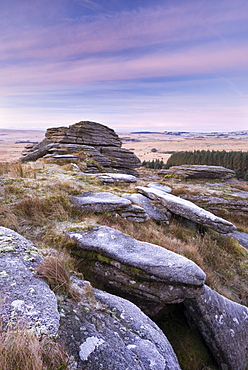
[1,0,248,132]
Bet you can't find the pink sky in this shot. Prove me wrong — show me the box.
[1,0,248,132]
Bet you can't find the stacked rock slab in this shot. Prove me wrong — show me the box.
[70,192,150,222]
[136,186,236,234]
[66,225,206,317]
[159,165,235,180]
[20,121,141,175]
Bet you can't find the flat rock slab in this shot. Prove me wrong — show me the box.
[159,165,235,180]
[71,192,131,212]
[147,182,172,193]
[136,186,236,234]
[66,225,206,316]
[0,227,59,335]
[184,285,248,370]
[97,173,138,184]
[122,193,170,223]
[59,278,181,370]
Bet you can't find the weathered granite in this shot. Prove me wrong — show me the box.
[229,230,248,249]
[136,186,236,234]
[0,227,59,335]
[147,182,172,193]
[122,193,170,224]
[45,121,122,147]
[66,225,206,316]
[58,277,181,370]
[159,165,235,180]
[70,192,132,213]
[181,194,248,214]
[20,121,141,175]
[118,204,150,222]
[101,147,141,169]
[184,285,248,370]
[97,173,138,184]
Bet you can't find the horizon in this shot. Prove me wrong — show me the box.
[1,0,248,132]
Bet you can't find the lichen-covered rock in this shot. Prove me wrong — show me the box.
[147,182,172,193]
[97,173,138,184]
[159,165,235,180]
[184,285,248,370]
[118,204,150,222]
[66,225,206,316]
[122,193,171,224]
[58,277,182,370]
[0,227,59,335]
[71,192,132,213]
[137,186,236,234]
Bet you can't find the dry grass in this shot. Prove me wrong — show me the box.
[0,327,68,370]
[0,160,247,307]
[36,252,81,301]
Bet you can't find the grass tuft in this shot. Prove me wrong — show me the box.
[0,327,69,370]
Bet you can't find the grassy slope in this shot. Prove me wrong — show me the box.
[0,161,247,370]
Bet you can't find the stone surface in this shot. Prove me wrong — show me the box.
[122,193,170,224]
[66,225,206,316]
[70,192,132,212]
[0,227,59,335]
[159,165,235,180]
[184,285,248,370]
[20,121,141,175]
[181,194,248,214]
[229,230,248,249]
[101,147,141,169]
[59,277,181,370]
[147,182,172,193]
[45,121,122,147]
[118,204,150,222]
[97,173,138,184]
[136,186,236,234]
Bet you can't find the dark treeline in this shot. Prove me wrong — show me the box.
[166,150,248,180]
[142,159,170,170]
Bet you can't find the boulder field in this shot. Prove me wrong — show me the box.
[1,225,247,369]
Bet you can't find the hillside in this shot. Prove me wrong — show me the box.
[0,123,247,369]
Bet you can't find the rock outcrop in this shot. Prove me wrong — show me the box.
[184,285,248,370]
[0,227,59,335]
[136,186,236,234]
[159,164,235,179]
[20,121,141,175]
[71,192,150,222]
[59,277,182,370]
[66,225,206,317]
[122,193,171,224]
[0,227,182,369]
[181,194,248,215]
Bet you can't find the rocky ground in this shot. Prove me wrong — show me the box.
[0,122,247,369]
[0,160,248,369]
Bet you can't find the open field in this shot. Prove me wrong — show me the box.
[0,129,248,163]
[121,132,248,163]
[0,129,45,162]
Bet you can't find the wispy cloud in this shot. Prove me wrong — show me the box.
[0,0,248,130]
